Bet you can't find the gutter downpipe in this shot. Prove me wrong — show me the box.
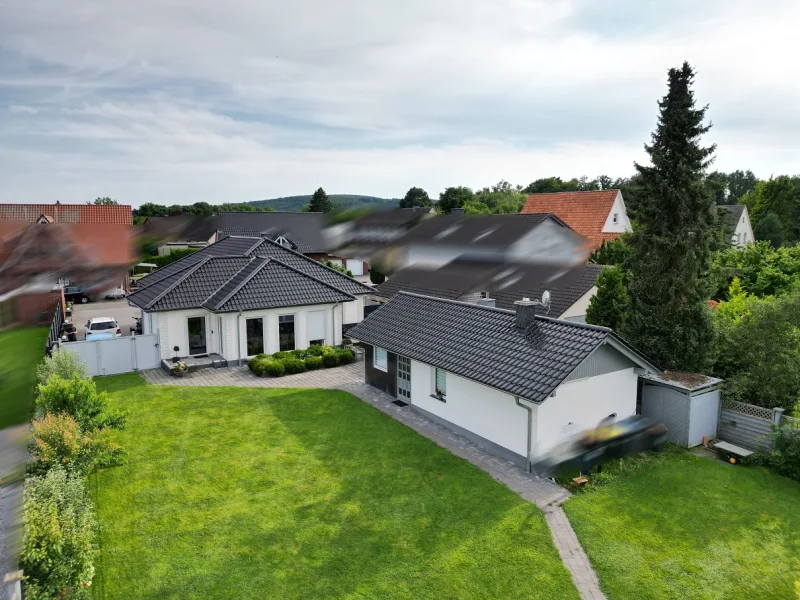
[333,301,340,345]
[236,310,243,365]
[515,396,533,473]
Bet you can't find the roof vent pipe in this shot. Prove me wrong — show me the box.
[514,297,537,330]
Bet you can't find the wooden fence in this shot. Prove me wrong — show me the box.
[718,399,786,453]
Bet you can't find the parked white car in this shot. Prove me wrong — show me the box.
[85,317,122,340]
[104,285,128,300]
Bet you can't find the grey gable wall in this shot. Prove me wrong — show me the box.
[564,342,637,383]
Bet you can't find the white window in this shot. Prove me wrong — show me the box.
[307,310,326,346]
[434,368,447,400]
[612,213,619,224]
[346,259,364,276]
[374,346,388,371]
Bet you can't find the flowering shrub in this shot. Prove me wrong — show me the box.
[28,413,124,476]
[20,467,97,600]
[171,360,189,374]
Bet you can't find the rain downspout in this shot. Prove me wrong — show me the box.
[515,396,533,473]
[333,301,340,345]
[236,310,243,365]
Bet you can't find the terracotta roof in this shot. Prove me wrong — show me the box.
[0,203,133,225]
[521,190,621,249]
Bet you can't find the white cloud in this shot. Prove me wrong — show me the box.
[1,0,799,205]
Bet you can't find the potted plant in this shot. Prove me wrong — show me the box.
[171,360,189,377]
[173,345,180,363]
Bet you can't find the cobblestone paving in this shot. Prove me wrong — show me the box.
[141,361,605,599]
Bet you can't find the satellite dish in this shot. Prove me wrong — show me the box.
[542,290,551,307]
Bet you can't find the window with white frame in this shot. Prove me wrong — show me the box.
[374,346,388,371]
[246,317,264,356]
[434,368,447,400]
[278,315,295,351]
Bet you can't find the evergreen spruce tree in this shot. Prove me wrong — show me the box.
[586,267,628,331]
[308,187,332,213]
[621,62,716,372]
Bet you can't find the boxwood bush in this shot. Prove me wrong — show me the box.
[262,359,285,377]
[322,353,340,368]
[337,348,354,365]
[282,358,307,375]
[272,351,293,360]
[248,357,265,376]
[304,356,324,370]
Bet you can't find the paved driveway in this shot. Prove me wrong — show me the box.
[70,299,140,339]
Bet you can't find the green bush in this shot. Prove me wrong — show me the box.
[262,359,285,377]
[36,375,125,431]
[254,353,268,360]
[291,349,311,359]
[248,357,266,376]
[28,413,124,477]
[37,349,89,386]
[321,346,337,356]
[281,358,306,375]
[304,356,323,370]
[755,426,800,481]
[337,348,354,365]
[322,353,340,368]
[20,467,97,600]
[306,345,325,356]
[272,351,293,360]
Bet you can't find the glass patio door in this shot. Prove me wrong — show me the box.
[187,316,207,355]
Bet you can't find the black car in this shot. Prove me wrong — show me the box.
[63,286,91,304]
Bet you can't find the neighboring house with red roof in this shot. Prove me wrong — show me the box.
[0,202,133,225]
[521,190,632,249]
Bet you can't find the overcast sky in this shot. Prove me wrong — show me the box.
[1,0,798,207]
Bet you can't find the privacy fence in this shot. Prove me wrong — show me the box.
[718,399,787,453]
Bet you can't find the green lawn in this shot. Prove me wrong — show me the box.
[0,326,48,429]
[564,447,800,600]
[91,375,578,599]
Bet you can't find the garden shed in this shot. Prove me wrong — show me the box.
[639,372,723,448]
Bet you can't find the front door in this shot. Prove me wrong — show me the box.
[187,316,207,355]
[397,355,411,400]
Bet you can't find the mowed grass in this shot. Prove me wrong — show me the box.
[564,448,800,600]
[91,375,578,600]
[0,326,48,429]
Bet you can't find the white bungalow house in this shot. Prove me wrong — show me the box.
[347,292,659,470]
[127,235,373,365]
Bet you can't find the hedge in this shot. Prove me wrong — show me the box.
[247,345,355,377]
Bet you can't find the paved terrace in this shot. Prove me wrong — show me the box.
[141,362,605,599]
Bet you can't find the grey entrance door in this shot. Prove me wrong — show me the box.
[397,355,411,400]
[187,316,207,355]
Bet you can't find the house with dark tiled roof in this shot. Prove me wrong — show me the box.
[347,292,658,469]
[717,204,754,247]
[521,190,631,250]
[373,260,605,323]
[127,235,373,364]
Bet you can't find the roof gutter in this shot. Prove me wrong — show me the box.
[515,396,533,473]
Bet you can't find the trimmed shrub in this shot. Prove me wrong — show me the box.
[306,345,326,356]
[321,346,338,357]
[262,359,285,377]
[20,467,97,600]
[337,348,354,365]
[272,351,293,360]
[322,353,340,368]
[248,357,266,376]
[291,349,311,360]
[254,353,268,360]
[28,413,124,476]
[304,356,323,370]
[281,358,306,375]
[36,376,125,431]
[37,349,88,386]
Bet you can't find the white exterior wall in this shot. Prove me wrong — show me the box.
[600,191,633,234]
[535,367,638,455]
[409,360,529,457]
[559,286,597,322]
[153,301,353,362]
[342,295,365,324]
[732,206,755,247]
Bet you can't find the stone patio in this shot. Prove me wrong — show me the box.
[139,361,605,599]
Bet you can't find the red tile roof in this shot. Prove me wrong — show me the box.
[521,190,621,249]
[0,203,132,225]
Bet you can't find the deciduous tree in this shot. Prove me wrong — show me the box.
[399,187,431,208]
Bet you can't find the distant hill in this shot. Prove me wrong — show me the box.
[248,194,399,212]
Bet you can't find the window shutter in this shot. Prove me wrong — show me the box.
[307,311,326,342]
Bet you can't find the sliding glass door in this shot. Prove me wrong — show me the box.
[187,316,207,355]
[246,317,264,356]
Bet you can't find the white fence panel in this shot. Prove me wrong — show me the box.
[61,334,160,377]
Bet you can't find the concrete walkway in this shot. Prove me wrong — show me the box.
[141,362,606,599]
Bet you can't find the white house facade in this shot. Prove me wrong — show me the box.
[129,235,372,365]
[348,293,657,470]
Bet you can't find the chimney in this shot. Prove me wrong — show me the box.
[477,297,495,308]
[451,207,465,215]
[514,297,537,330]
